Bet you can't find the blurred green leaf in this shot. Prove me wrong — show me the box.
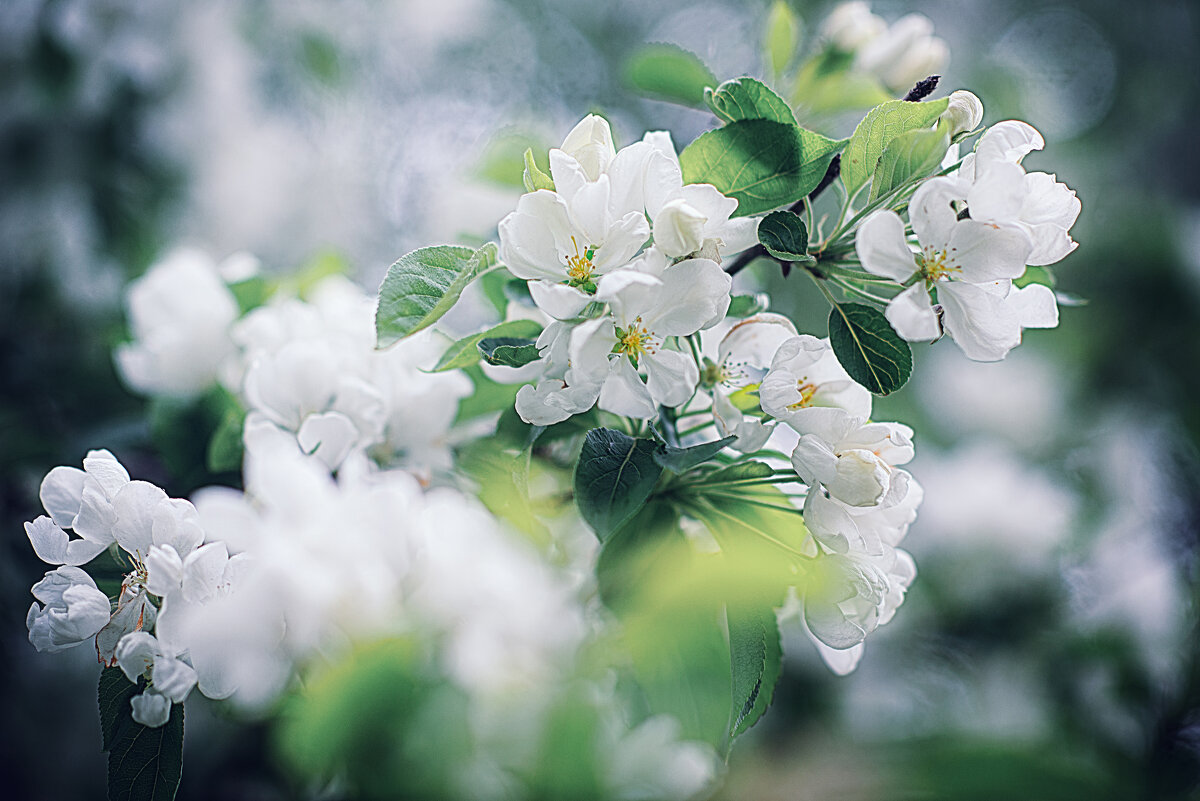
[375,243,498,348]
[764,1,802,79]
[828,302,912,395]
[625,43,717,108]
[841,97,950,197]
[522,147,555,192]
[654,436,737,473]
[477,337,541,368]
[680,120,846,216]
[726,293,771,318]
[101,667,183,801]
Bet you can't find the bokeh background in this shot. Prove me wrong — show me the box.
[1,0,1197,798]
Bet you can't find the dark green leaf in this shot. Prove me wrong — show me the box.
[704,77,796,125]
[680,119,846,216]
[431,320,543,372]
[104,682,184,801]
[869,127,951,203]
[522,147,554,192]
[655,436,737,473]
[841,97,950,196]
[726,293,770,318]
[827,302,912,395]
[375,243,498,347]
[477,337,541,368]
[757,210,814,262]
[574,428,664,540]
[728,603,783,738]
[705,460,775,483]
[625,43,717,108]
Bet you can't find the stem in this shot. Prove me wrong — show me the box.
[695,491,807,516]
[830,276,892,304]
[676,420,715,439]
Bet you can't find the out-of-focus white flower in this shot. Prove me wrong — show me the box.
[602,715,718,801]
[708,314,798,452]
[26,566,112,653]
[115,248,240,398]
[854,13,948,93]
[759,335,872,442]
[857,177,1056,361]
[822,2,887,52]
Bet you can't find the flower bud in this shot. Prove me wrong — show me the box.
[559,114,615,181]
[654,199,707,259]
[939,90,984,140]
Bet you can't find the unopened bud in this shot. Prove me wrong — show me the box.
[559,114,615,181]
[939,90,984,140]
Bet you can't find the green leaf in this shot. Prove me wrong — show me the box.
[431,320,543,372]
[477,337,541,368]
[841,97,950,197]
[102,667,184,801]
[869,127,951,203]
[655,436,737,473]
[764,1,801,79]
[625,43,717,108]
[574,428,664,540]
[1015,265,1057,289]
[705,460,775,483]
[205,403,246,474]
[726,293,770,318]
[704,77,796,125]
[99,667,140,752]
[757,209,814,262]
[827,302,912,395]
[375,243,498,348]
[680,119,846,217]
[727,603,783,738]
[522,147,555,193]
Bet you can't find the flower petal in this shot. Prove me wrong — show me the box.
[856,211,918,282]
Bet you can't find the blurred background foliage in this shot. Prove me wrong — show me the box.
[1,0,1198,798]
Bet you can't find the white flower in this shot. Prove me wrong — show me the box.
[791,421,915,508]
[114,248,240,398]
[115,630,198,725]
[856,178,1055,361]
[939,90,984,140]
[559,114,616,181]
[854,13,948,93]
[130,692,172,728]
[706,314,798,452]
[822,2,887,51]
[759,335,872,442]
[26,566,112,653]
[38,448,129,548]
[957,121,1081,266]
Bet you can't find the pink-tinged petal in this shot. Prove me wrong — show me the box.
[856,211,918,282]
[938,281,1020,362]
[947,220,1033,282]
[598,356,656,419]
[967,160,1027,222]
[909,178,963,248]
[643,348,699,408]
[40,466,85,528]
[1007,282,1059,329]
[528,281,594,321]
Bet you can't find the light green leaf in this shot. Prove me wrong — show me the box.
[869,126,951,203]
[574,428,664,540]
[625,43,717,108]
[1015,265,1057,289]
[432,320,543,372]
[704,77,796,126]
[477,337,541,368]
[827,302,912,395]
[101,666,184,801]
[757,209,814,262]
[704,460,775,483]
[764,1,801,79]
[655,436,737,473]
[726,293,770,318]
[680,119,847,217]
[841,97,950,197]
[522,147,554,193]
[375,243,498,348]
[728,603,783,738]
[206,404,246,474]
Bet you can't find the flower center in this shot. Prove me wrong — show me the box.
[565,236,598,289]
[787,379,819,410]
[614,316,657,366]
[921,246,960,281]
